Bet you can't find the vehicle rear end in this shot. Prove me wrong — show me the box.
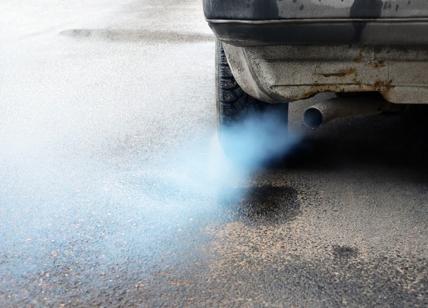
[204,0,428,104]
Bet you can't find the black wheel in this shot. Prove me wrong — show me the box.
[215,40,289,165]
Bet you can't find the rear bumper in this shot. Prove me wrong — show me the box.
[222,44,428,104]
[208,18,428,46]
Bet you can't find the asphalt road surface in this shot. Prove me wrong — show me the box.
[0,0,427,307]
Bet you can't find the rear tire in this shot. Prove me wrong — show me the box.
[215,40,289,163]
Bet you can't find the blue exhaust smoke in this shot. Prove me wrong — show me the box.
[0,109,298,278]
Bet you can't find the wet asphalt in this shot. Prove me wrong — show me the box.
[0,0,427,307]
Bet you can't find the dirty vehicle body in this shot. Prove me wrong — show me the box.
[204,0,428,132]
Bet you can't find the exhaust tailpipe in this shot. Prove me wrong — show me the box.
[303,93,387,129]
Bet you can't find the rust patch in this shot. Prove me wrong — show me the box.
[369,60,386,68]
[319,68,356,78]
[296,80,394,101]
[300,85,347,100]
[374,80,393,91]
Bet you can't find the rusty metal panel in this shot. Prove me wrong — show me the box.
[223,44,428,104]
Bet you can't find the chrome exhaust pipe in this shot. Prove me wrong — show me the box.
[303,94,387,128]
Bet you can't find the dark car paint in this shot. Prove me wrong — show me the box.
[203,0,428,20]
[350,0,383,41]
[209,20,428,46]
[204,0,428,46]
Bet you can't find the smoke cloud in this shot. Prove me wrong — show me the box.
[0,0,299,287]
[0,107,298,279]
